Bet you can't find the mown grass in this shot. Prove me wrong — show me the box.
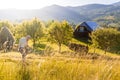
[0,52,120,80]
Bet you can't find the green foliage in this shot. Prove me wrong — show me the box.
[0,21,14,30]
[45,20,54,28]
[24,18,44,47]
[14,24,26,43]
[48,20,73,53]
[91,28,120,54]
[15,18,44,47]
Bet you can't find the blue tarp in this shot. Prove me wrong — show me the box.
[80,21,98,31]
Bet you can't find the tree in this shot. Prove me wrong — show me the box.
[14,21,29,44]
[48,21,73,53]
[25,18,44,47]
[91,28,120,54]
[0,20,14,31]
[15,18,44,48]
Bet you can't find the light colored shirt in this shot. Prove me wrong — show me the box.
[19,37,28,48]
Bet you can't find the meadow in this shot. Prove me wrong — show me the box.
[0,18,120,80]
[0,51,120,80]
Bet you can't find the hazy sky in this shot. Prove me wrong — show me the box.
[0,0,120,9]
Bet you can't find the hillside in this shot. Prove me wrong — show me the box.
[113,1,120,6]
[35,5,89,23]
[68,2,120,24]
[68,4,113,19]
[0,5,89,24]
[0,1,120,24]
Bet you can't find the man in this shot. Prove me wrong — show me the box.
[18,35,31,62]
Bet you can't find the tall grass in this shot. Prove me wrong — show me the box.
[0,54,120,80]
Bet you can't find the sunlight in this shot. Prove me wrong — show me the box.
[0,0,120,9]
[0,0,51,9]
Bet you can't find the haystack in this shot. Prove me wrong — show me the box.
[0,26,15,49]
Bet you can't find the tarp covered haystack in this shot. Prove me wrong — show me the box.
[0,26,15,49]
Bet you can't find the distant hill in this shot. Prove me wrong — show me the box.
[0,5,89,24]
[68,2,120,25]
[113,1,120,6]
[0,1,120,24]
[35,5,89,23]
[68,4,113,19]
[68,4,112,12]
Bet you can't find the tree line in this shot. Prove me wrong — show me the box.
[0,18,120,54]
[0,18,73,53]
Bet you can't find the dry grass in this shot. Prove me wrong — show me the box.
[0,52,120,80]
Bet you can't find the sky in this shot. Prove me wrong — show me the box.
[0,0,120,9]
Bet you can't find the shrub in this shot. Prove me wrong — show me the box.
[91,28,120,54]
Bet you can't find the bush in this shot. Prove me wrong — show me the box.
[91,28,120,54]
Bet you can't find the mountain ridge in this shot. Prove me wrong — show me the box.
[0,1,120,24]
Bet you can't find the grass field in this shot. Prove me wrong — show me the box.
[0,51,120,80]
